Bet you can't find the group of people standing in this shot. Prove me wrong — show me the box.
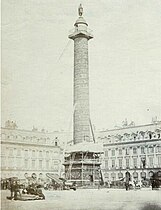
[1,179,12,190]
[1,178,45,201]
[10,180,20,200]
[1,179,20,199]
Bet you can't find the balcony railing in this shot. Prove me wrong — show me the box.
[69,28,93,36]
[64,158,101,165]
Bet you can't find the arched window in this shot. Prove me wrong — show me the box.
[158,156,161,167]
[149,156,154,167]
[104,173,109,182]
[133,147,137,154]
[24,150,28,157]
[39,173,43,179]
[126,158,130,168]
[1,133,6,140]
[119,159,122,168]
[17,149,21,156]
[32,150,35,157]
[46,151,49,158]
[133,158,137,168]
[156,146,161,153]
[105,173,109,179]
[140,172,146,179]
[119,149,122,156]
[111,149,115,156]
[105,150,108,157]
[157,171,161,177]
[149,146,154,153]
[24,173,28,178]
[118,172,123,179]
[141,147,145,154]
[39,151,43,157]
[10,135,14,140]
[105,160,108,169]
[46,160,49,169]
[111,172,116,180]
[149,171,154,177]
[133,171,138,179]
[125,148,129,155]
[32,173,37,179]
[9,148,13,156]
[39,160,43,169]
[112,159,115,168]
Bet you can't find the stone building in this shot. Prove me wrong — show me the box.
[96,121,161,184]
[1,120,161,185]
[0,120,69,180]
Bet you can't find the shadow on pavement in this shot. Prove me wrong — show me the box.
[141,204,161,210]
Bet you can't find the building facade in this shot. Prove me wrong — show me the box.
[96,121,161,184]
[1,120,161,185]
[0,121,69,181]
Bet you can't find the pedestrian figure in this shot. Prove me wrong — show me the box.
[133,179,137,190]
[4,180,7,190]
[36,188,45,200]
[98,181,100,190]
[125,171,131,191]
[7,180,10,189]
[16,180,21,197]
[10,181,17,200]
[1,180,4,190]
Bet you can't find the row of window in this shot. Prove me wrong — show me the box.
[2,147,60,158]
[26,159,58,171]
[1,157,59,171]
[105,146,161,157]
[104,171,158,180]
[104,156,161,169]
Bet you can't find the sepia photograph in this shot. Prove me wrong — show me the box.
[1,0,161,209]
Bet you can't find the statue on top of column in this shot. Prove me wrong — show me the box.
[78,4,83,16]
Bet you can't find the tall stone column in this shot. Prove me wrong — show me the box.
[69,6,93,144]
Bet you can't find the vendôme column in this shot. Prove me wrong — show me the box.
[69,4,93,144]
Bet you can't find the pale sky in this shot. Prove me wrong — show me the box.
[2,0,161,132]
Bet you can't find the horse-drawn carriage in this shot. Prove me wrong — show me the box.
[46,173,76,191]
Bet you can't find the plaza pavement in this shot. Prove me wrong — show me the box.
[1,188,161,210]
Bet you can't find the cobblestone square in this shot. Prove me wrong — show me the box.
[1,189,161,210]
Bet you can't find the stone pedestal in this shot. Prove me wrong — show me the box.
[64,151,102,187]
